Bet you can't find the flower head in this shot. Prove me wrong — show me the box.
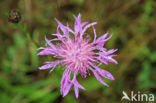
[38,13,118,98]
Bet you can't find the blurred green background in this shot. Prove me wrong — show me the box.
[0,0,156,103]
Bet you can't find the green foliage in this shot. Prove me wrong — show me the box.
[137,61,153,89]
[65,95,78,103]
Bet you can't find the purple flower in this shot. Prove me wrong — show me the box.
[38,13,118,98]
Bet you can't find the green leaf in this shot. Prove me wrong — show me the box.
[26,32,31,41]
[30,43,39,68]
[23,23,27,33]
[0,76,11,91]
[40,91,60,103]
[65,95,78,103]
[150,51,156,62]
[28,88,51,101]
[0,92,10,103]
[4,11,9,16]
[13,85,38,95]
[80,77,110,91]
[14,33,25,48]
[137,61,153,89]
[14,23,19,29]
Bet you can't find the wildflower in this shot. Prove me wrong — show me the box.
[38,13,118,98]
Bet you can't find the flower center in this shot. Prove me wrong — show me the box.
[59,39,95,74]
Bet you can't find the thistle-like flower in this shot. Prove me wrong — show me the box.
[38,13,118,98]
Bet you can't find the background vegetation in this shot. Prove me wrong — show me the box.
[0,0,156,103]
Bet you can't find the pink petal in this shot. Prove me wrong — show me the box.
[81,22,97,38]
[74,80,85,90]
[77,13,81,22]
[102,56,118,64]
[63,82,72,97]
[39,61,60,70]
[105,49,118,55]
[91,68,109,87]
[72,74,86,90]
[96,32,109,42]
[37,47,56,55]
[95,67,115,80]
[45,36,57,49]
[74,85,79,98]
[72,73,85,98]
[55,18,69,39]
[61,70,73,97]
[92,26,97,42]
[73,14,83,36]
[97,57,108,65]
[81,22,88,27]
